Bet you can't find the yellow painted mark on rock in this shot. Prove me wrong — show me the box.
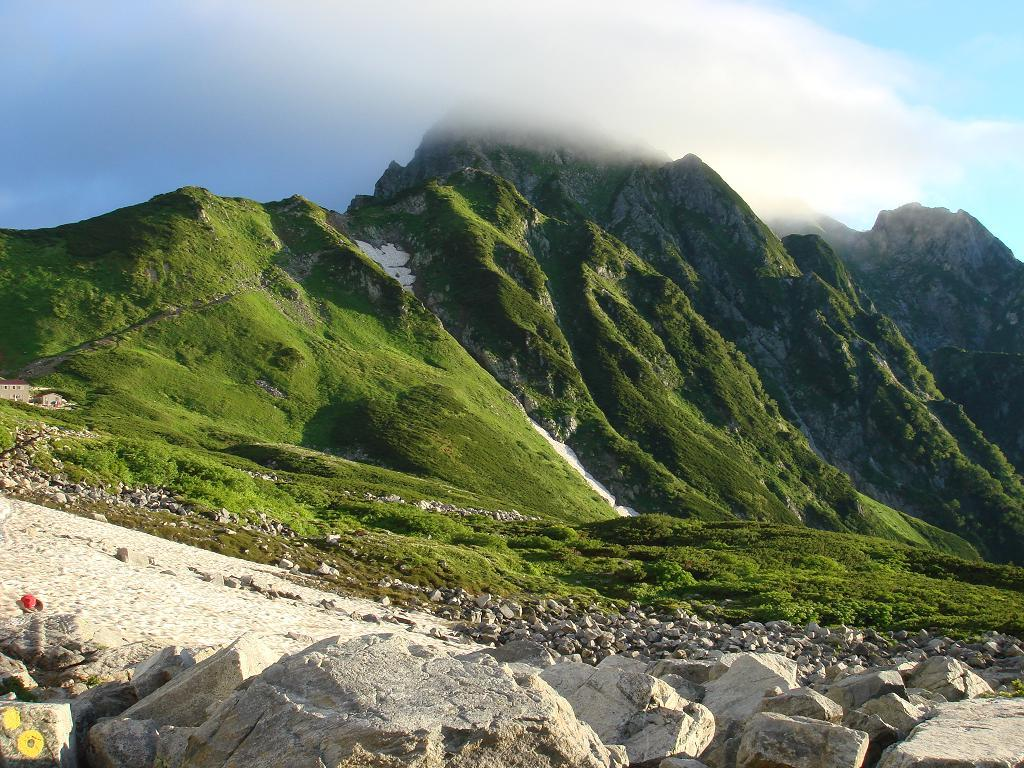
[1,707,21,731]
[17,728,46,758]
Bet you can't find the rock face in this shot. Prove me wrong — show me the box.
[736,713,869,768]
[858,693,928,735]
[122,633,277,727]
[906,656,992,701]
[877,698,1024,768]
[179,633,613,767]
[0,701,75,767]
[540,656,714,764]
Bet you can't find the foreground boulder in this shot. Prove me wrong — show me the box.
[736,713,869,768]
[877,698,1024,768]
[858,693,928,735]
[122,633,277,727]
[826,669,906,711]
[700,653,799,766]
[541,656,714,764]
[180,633,613,767]
[0,701,75,766]
[905,656,992,701]
[759,687,844,723]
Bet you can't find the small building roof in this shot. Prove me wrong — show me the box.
[0,379,29,385]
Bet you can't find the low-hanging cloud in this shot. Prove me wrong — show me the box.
[2,0,1022,245]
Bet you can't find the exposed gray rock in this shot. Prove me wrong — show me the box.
[842,709,900,767]
[759,686,844,723]
[0,701,75,766]
[736,713,869,768]
[826,669,905,710]
[122,633,277,727]
[87,717,159,768]
[859,692,928,735]
[129,644,211,700]
[540,657,714,764]
[906,656,992,701]
[878,698,1024,767]
[178,633,613,767]
[0,650,36,690]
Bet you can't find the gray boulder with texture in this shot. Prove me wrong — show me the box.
[905,656,993,701]
[858,692,929,735]
[877,698,1024,768]
[122,632,277,727]
[700,653,799,767]
[759,687,844,723]
[826,669,905,710]
[540,655,714,764]
[736,713,869,768]
[179,633,614,767]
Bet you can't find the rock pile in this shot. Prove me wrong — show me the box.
[429,589,1024,693]
[359,490,538,522]
[4,615,1022,768]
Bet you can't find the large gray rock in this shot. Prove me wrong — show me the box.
[69,682,138,763]
[122,633,277,727]
[736,713,869,768]
[878,698,1024,767]
[842,709,900,768]
[906,656,993,701]
[0,613,125,672]
[129,644,213,700]
[0,701,75,766]
[826,669,906,710]
[859,693,929,735]
[703,653,799,725]
[541,657,714,764]
[180,633,613,767]
[0,650,36,691]
[759,687,844,723]
[462,639,556,669]
[86,717,158,768]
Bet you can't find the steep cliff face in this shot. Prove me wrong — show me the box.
[824,204,1024,357]
[775,204,1024,481]
[350,129,1024,561]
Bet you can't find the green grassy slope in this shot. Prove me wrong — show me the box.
[0,188,615,524]
[364,133,1024,563]
[346,169,979,557]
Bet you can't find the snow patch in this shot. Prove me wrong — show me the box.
[355,240,416,292]
[530,419,638,517]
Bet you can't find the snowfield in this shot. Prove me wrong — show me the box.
[530,420,638,517]
[355,240,416,291]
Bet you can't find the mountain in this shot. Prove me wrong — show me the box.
[348,126,1024,562]
[0,187,617,524]
[775,204,1024,477]
[782,203,1024,357]
[2,127,1022,565]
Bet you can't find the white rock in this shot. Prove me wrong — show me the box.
[878,698,1024,767]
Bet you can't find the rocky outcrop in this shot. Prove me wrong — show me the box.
[177,633,613,767]
[0,701,75,766]
[759,687,844,723]
[877,698,1024,768]
[540,656,714,764]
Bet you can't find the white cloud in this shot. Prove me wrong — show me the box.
[3,0,1022,242]
[165,0,1023,230]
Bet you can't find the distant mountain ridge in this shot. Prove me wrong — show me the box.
[773,203,1024,477]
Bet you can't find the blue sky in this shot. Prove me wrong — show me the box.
[1,1,1021,257]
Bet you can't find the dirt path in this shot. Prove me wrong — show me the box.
[15,292,243,379]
